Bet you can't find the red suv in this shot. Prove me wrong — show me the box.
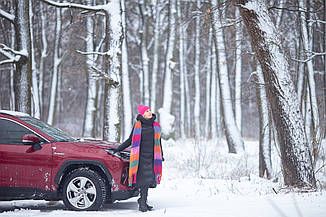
[0,110,138,211]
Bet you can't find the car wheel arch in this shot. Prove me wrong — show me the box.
[55,160,113,191]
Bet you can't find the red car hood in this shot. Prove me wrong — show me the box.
[70,138,121,149]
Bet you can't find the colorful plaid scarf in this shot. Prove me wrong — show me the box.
[128,121,162,186]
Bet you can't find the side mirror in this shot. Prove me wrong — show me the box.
[22,134,42,150]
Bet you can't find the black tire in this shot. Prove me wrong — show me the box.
[62,168,107,211]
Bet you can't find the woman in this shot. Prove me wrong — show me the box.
[114,105,163,212]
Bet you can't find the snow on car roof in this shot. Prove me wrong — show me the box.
[0,110,30,117]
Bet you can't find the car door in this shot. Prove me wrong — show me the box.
[0,118,53,191]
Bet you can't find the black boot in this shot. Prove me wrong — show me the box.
[146,203,153,211]
[138,187,149,212]
[137,198,147,212]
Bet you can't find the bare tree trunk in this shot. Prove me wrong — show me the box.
[150,0,162,112]
[96,15,106,139]
[96,80,104,138]
[304,85,312,144]
[47,7,62,125]
[9,4,15,110]
[236,0,316,188]
[211,1,244,153]
[185,61,191,137]
[234,8,242,133]
[255,65,272,179]
[194,0,201,139]
[205,28,212,138]
[162,0,176,113]
[139,0,150,105]
[183,5,191,137]
[10,64,15,110]
[56,66,63,118]
[83,0,97,138]
[29,0,40,119]
[213,43,222,137]
[211,43,218,138]
[104,82,121,141]
[14,0,32,114]
[121,0,132,140]
[159,0,176,139]
[296,58,304,107]
[178,0,186,138]
[299,0,321,164]
[103,0,123,142]
[39,2,48,118]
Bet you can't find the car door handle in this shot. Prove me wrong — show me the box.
[54,152,65,156]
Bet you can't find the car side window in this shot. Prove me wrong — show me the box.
[0,119,44,145]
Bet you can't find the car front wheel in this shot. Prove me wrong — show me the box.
[62,168,107,211]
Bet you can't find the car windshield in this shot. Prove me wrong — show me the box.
[20,116,75,142]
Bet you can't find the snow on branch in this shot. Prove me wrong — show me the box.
[0,8,15,22]
[292,52,326,63]
[76,50,107,56]
[40,0,106,12]
[94,38,105,61]
[91,66,119,87]
[310,19,326,25]
[0,44,21,65]
[0,43,28,57]
[0,58,16,65]
[77,33,105,62]
[77,48,118,60]
[0,46,14,59]
[0,43,26,65]
[268,5,322,14]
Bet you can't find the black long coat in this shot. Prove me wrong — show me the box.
[116,114,163,188]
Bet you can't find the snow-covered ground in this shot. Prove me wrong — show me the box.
[1,139,326,217]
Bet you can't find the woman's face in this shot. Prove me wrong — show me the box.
[142,109,152,119]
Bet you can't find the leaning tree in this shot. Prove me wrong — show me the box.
[234,0,316,188]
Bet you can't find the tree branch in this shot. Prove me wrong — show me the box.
[292,52,326,63]
[315,163,326,174]
[94,37,105,62]
[268,6,323,14]
[76,50,107,56]
[39,0,105,12]
[0,45,21,65]
[91,66,120,87]
[0,8,15,22]
[0,47,14,59]
[307,19,326,25]
[0,58,16,65]
[0,43,27,57]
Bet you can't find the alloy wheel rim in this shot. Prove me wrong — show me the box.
[66,176,97,209]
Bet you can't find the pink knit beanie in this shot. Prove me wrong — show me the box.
[137,104,150,116]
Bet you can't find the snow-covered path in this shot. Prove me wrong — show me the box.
[151,189,326,217]
[1,139,326,216]
[1,185,326,217]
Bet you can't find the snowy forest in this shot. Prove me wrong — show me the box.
[0,0,326,190]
